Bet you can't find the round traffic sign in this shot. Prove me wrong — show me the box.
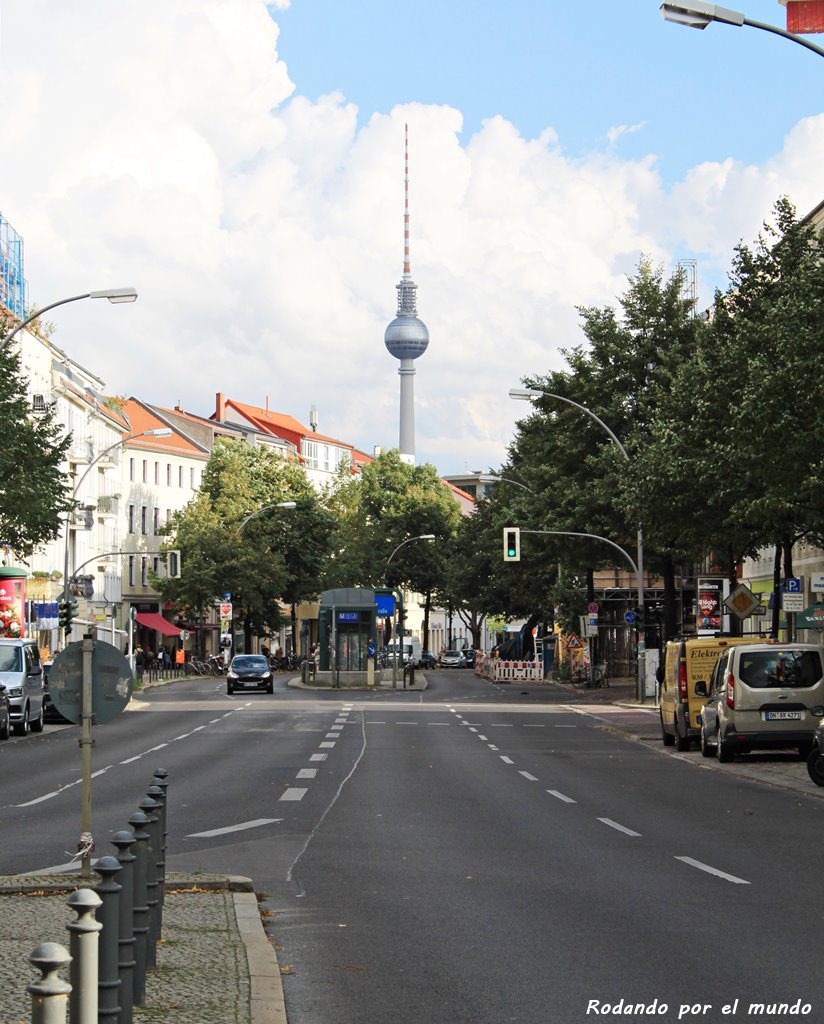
[587,602,599,614]
[49,641,133,725]
[624,610,637,625]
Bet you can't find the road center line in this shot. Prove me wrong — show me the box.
[296,769,318,779]
[279,788,308,802]
[120,755,143,765]
[488,744,499,751]
[325,733,339,739]
[675,856,750,885]
[597,817,641,837]
[519,771,538,781]
[319,741,336,748]
[309,753,327,761]
[186,818,282,838]
[500,756,514,764]
[547,790,576,804]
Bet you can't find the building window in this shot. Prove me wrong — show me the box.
[189,467,194,488]
[142,460,148,483]
[129,457,135,482]
[166,508,172,523]
[154,461,159,485]
[128,556,135,587]
[128,504,135,534]
[141,556,148,587]
[153,556,160,575]
[167,463,171,486]
[178,465,183,487]
[141,505,147,535]
[153,507,159,534]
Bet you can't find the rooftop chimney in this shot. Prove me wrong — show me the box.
[310,402,318,432]
[215,392,226,421]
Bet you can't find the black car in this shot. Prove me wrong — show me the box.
[227,655,273,694]
[461,647,477,668]
[0,683,9,739]
[419,651,437,670]
[43,661,70,723]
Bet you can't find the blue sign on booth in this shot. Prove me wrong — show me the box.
[338,611,360,623]
[375,594,396,616]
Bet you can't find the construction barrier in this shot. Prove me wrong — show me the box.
[475,652,543,682]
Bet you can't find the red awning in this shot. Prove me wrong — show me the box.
[135,612,182,637]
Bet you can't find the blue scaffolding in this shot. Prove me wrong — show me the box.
[0,214,27,319]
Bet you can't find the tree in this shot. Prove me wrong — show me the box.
[0,330,71,557]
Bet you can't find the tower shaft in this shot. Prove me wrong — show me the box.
[399,359,415,464]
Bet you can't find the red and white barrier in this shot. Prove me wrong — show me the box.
[475,652,543,682]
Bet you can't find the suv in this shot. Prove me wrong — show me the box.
[0,639,45,735]
[698,642,824,761]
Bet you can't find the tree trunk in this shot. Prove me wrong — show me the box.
[422,591,432,653]
[290,601,298,657]
[771,542,782,640]
[661,554,677,645]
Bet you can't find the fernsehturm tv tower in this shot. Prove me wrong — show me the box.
[384,124,429,465]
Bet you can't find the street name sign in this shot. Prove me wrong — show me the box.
[49,640,133,725]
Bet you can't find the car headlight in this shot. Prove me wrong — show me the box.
[811,705,824,718]
[228,673,238,681]
[7,687,22,697]
[262,672,271,679]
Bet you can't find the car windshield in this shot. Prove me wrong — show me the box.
[738,650,823,689]
[0,647,22,672]
[232,657,268,671]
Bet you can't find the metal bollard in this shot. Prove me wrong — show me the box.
[66,888,101,1024]
[146,784,166,938]
[94,857,123,1023]
[127,810,150,1006]
[111,832,136,1024]
[28,942,72,1024]
[138,796,160,968]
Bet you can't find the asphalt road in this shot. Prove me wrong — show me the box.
[3,669,823,1023]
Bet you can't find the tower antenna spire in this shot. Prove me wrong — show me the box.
[404,122,411,278]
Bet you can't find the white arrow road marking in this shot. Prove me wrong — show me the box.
[598,818,641,837]
[676,856,750,885]
[186,818,283,839]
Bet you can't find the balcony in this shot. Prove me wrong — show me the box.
[97,495,120,519]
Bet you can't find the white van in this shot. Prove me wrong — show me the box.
[386,637,422,665]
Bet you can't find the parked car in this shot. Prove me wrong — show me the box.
[461,647,477,668]
[419,651,437,670]
[0,638,45,735]
[698,642,824,762]
[806,722,824,786]
[226,654,273,694]
[0,681,9,739]
[659,635,763,751]
[439,650,466,669]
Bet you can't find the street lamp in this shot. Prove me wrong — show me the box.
[1,288,139,350]
[509,386,647,702]
[235,501,297,539]
[478,473,535,495]
[382,534,436,689]
[660,2,824,58]
[61,428,173,639]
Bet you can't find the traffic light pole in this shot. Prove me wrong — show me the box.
[80,632,95,880]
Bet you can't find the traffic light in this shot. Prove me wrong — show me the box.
[58,598,78,634]
[503,526,521,562]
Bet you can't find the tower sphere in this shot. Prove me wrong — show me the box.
[384,315,429,360]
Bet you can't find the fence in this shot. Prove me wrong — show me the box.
[474,652,544,683]
[23,767,169,1024]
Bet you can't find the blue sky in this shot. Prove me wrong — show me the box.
[275,0,822,190]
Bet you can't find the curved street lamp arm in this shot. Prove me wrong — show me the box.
[537,391,629,460]
[743,17,824,59]
[1,293,92,349]
[520,529,639,579]
[234,501,297,539]
[483,475,535,495]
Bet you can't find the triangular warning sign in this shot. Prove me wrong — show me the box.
[566,634,584,651]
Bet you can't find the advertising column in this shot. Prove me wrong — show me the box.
[0,567,27,638]
[697,578,723,636]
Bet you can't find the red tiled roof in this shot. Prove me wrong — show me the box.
[121,399,209,458]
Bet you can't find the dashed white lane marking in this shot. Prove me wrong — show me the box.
[598,817,641,838]
[319,741,336,748]
[310,753,328,762]
[330,725,344,731]
[490,723,514,727]
[192,725,206,732]
[280,788,308,802]
[222,712,233,718]
[91,766,113,779]
[173,734,191,741]
[367,721,387,724]
[148,743,168,752]
[428,722,449,725]
[676,856,750,885]
[296,769,318,779]
[209,718,221,724]
[325,733,339,739]
[469,727,478,733]
[554,725,577,729]
[524,724,545,728]
[186,818,282,838]
[396,722,418,726]
[519,771,538,781]
[547,790,576,804]
[120,755,143,765]
[488,744,499,751]
[500,756,514,765]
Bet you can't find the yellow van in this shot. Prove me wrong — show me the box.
[659,636,763,751]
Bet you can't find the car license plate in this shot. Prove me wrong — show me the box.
[763,711,802,721]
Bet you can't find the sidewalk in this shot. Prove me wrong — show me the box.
[0,873,285,1024]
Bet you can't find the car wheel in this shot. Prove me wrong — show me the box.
[266,684,273,694]
[14,705,29,736]
[675,722,691,752]
[30,704,44,733]
[797,742,814,760]
[806,748,824,787]
[660,712,675,747]
[0,711,9,740]
[716,727,733,763]
[226,685,234,695]
[700,723,713,758]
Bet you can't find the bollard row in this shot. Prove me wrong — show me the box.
[26,769,169,1024]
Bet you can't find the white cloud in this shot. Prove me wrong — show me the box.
[0,1,821,473]
[607,122,646,145]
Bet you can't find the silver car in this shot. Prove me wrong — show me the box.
[698,642,824,762]
[0,639,45,735]
[439,650,466,669]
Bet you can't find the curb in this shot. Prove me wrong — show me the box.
[233,890,287,1024]
[287,672,429,692]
